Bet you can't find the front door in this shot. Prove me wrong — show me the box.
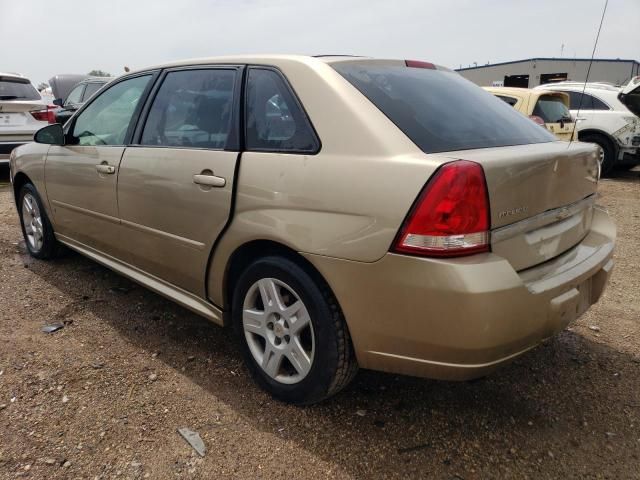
[45,74,153,256]
[117,67,240,296]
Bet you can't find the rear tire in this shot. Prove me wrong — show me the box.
[232,256,358,405]
[580,133,616,177]
[18,183,60,259]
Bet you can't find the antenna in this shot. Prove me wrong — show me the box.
[569,0,608,147]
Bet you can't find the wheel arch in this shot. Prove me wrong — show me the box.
[222,240,342,327]
[12,171,33,206]
[578,129,618,152]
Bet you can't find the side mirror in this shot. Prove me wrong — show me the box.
[52,98,63,107]
[34,124,65,146]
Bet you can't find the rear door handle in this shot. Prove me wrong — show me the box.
[96,164,115,174]
[193,173,226,188]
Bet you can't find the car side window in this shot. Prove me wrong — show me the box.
[496,95,518,107]
[82,82,104,102]
[567,91,610,111]
[245,68,319,153]
[140,69,235,149]
[65,85,85,106]
[589,94,610,110]
[70,75,151,146]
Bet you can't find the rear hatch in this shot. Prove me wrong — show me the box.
[330,59,600,271]
[440,141,599,271]
[0,75,45,139]
[532,92,575,141]
[619,76,640,118]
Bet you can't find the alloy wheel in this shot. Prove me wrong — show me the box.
[242,278,315,384]
[21,193,44,252]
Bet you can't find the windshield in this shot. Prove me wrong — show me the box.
[333,63,555,153]
[0,78,40,100]
[533,95,572,123]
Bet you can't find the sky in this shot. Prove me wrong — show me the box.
[1,0,638,86]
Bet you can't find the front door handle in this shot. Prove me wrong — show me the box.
[96,164,115,174]
[193,173,226,188]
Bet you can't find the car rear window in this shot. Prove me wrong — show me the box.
[533,95,572,123]
[0,78,40,100]
[332,63,555,153]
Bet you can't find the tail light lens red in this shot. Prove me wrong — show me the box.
[392,160,490,257]
[405,60,436,70]
[30,105,57,124]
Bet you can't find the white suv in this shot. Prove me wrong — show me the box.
[0,73,52,166]
[535,79,640,175]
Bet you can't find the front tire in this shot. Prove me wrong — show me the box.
[232,256,357,405]
[18,183,60,259]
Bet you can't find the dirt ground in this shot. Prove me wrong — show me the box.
[0,165,638,480]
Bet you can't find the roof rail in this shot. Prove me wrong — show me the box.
[538,81,620,91]
[312,54,364,58]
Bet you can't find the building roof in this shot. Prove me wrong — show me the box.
[456,57,640,72]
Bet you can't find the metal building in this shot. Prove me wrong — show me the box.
[456,58,640,88]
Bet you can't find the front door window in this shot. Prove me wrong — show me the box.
[70,75,151,146]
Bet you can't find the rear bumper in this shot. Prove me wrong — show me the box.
[304,207,615,380]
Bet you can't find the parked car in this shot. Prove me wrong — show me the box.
[48,74,90,104]
[10,56,615,404]
[0,72,55,166]
[534,81,640,174]
[483,87,576,141]
[52,76,111,124]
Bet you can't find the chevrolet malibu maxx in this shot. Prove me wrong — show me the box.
[9,55,615,404]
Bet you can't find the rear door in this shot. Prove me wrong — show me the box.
[45,73,154,256]
[116,66,241,296]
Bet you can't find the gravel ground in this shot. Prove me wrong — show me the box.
[0,165,638,479]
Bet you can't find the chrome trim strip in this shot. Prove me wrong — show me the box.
[491,195,597,243]
[56,234,223,325]
[368,344,537,369]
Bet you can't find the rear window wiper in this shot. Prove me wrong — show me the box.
[0,95,20,100]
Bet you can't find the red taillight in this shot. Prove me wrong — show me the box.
[392,160,490,257]
[30,110,48,122]
[529,115,545,126]
[30,105,57,124]
[46,105,57,124]
[405,60,436,70]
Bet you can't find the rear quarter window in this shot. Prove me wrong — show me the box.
[567,91,610,111]
[333,63,555,153]
[245,68,319,153]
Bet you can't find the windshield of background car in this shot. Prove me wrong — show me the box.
[333,63,556,153]
[0,78,40,100]
[533,95,572,123]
